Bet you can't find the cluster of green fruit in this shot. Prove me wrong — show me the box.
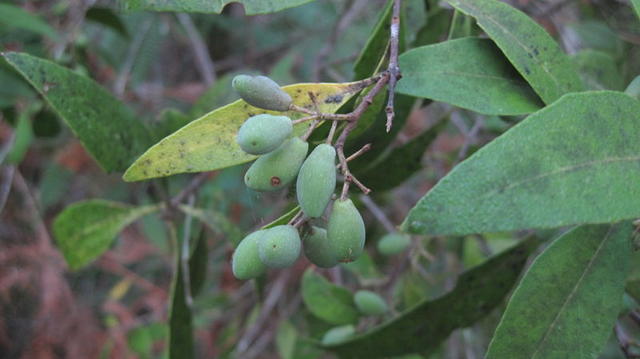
[230,75,366,280]
[322,290,388,346]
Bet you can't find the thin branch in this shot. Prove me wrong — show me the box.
[176,13,216,86]
[0,165,15,215]
[343,143,371,163]
[181,195,196,309]
[114,19,153,97]
[385,0,402,132]
[169,172,214,208]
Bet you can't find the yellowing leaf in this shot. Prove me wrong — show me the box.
[123,81,369,182]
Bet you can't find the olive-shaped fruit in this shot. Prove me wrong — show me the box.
[303,226,339,268]
[296,144,336,218]
[232,74,292,111]
[354,290,388,316]
[237,114,292,155]
[258,225,301,268]
[327,198,366,263]
[321,325,355,346]
[232,230,268,280]
[377,233,411,256]
[245,137,309,191]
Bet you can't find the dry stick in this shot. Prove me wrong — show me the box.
[176,13,216,86]
[114,19,153,97]
[359,194,396,233]
[385,0,402,132]
[343,143,371,163]
[169,171,214,208]
[326,120,339,144]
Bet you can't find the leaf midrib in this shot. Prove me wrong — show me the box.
[529,226,614,358]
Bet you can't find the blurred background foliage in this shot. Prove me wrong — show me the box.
[1,0,640,358]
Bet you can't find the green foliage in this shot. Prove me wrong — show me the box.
[403,92,640,236]
[258,225,301,268]
[244,137,308,191]
[573,50,624,91]
[328,236,542,357]
[486,223,633,358]
[119,0,316,15]
[297,144,336,218]
[632,0,640,20]
[0,4,58,39]
[327,198,366,263]
[302,269,359,325]
[446,0,584,104]
[236,114,293,155]
[3,52,152,172]
[397,38,542,115]
[169,247,194,359]
[53,200,159,270]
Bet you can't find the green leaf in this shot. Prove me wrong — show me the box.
[397,38,542,115]
[446,0,584,104]
[632,0,640,21]
[328,236,542,358]
[178,205,243,246]
[403,91,640,236]
[359,120,446,192]
[3,52,152,172]
[302,269,359,325]
[486,222,633,359]
[53,200,160,270]
[124,81,367,182]
[573,50,624,91]
[260,206,300,231]
[189,231,208,296]
[0,4,58,39]
[169,247,194,359]
[5,108,35,164]
[119,0,315,15]
[413,7,451,47]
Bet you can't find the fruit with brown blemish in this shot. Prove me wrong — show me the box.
[303,226,339,268]
[244,137,309,191]
[232,74,292,111]
[327,198,366,263]
[296,144,336,218]
[258,225,301,268]
[231,230,268,280]
[237,114,292,155]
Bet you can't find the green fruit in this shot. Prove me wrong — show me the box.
[321,325,355,346]
[258,225,301,268]
[377,233,411,256]
[232,230,268,280]
[237,114,292,155]
[354,290,388,316]
[245,137,309,191]
[327,198,366,263]
[296,144,336,218]
[303,226,339,268]
[232,74,292,111]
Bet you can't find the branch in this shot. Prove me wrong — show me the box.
[385,0,402,132]
[176,13,216,86]
[169,171,215,208]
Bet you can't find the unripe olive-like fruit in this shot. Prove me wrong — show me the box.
[327,198,366,263]
[296,144,336,218]
[258,225,301,268]
[303,226,339,268]
[354,290,388,316]
[245,137,309,191]
[232,74,292,111]
[321,325,355,346]
[237,114,292,155]
[232,230,268,280]
[377,233,411,256]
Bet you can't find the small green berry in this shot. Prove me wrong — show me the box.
[232,230,268,280]
[354,290,388,316]
[377,233,411,256]
[296,144,337,218]
[258,225,301,268]
[232,74,292,111]
[244,137,309,191]
[237,114,292,155]
[321,325,355,346]
[327,198,366,263]
[303,226,339,268]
